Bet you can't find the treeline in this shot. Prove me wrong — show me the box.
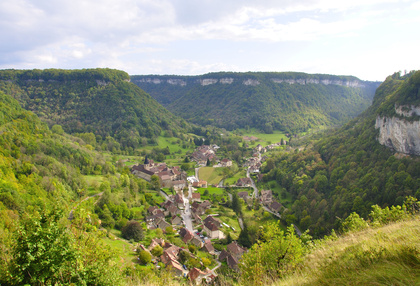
[259,71,420,237]
[0,68,130,83]
[0,69,190,152]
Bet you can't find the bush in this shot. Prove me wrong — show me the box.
[138,250,152,265]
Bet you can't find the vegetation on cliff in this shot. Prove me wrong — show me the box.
[131,72,380,133]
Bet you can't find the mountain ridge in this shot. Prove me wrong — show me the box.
[131,72,381,133]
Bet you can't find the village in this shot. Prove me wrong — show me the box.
[130,140,287,284]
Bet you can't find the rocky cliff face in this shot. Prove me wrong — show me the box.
[133,76,365,88]
[375,105,420,155]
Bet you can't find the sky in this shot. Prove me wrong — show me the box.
[0,0,419,81]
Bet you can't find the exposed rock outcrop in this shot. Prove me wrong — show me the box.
[375,105,420,155]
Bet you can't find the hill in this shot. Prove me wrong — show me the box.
[258,71,420,237]
[131,72,380,133]
[278,215,420,286]
[0,90,126,284]
[0,69,189,150]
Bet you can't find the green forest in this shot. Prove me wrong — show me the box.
[0,69,189,152]
[258,71,420,237]
[131,72,380,133]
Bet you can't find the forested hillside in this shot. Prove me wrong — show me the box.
[259,71,420,237]
[0,91,126,284]
[0,69,189,151]
[131,72,380,133]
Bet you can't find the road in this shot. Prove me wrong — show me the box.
[262,205,281,219]
[195,167,199,180]
[247,167,259,199]
[181,184,193,231]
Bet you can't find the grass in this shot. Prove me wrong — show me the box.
[224,169,247,186]
[199,167,224,185]
[237,128,287,147]
[195,187,225,195]
[102,234,138,268]
[276,217,420,286]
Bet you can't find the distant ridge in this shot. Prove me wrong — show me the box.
[131,72,380,133]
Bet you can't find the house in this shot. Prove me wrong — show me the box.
[255,144,263,152]
[168,259,186,276]
[260,190,273,205]
[219,241,246,270]
[171,215,182,225]
[220,158,233,167]
[201,241,215,255]
[203,216,222,228]
[181,229,194,244]
[188,267,207,284]
[148,238,165,251]
[167,205,180,217]
[237,191,249,200]
[191,192,201,201]
[174,193,184,208]
[201,200,212,209]
[173,180,187,191]
[155,217,171,230]
[203,219,224,240]
[192,180,208,188]
[131,164,154,181]
[191,236,204,248]
[269,201,283,213]
[236,177,252,187]
[191,211,202,223]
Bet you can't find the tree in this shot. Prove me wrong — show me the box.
[150,175,161,191]
[231,192,241,215]
[188,244,197,254]
[121,220,144,242]
[239,223,306,285]
[201,257,211,268]
[238,225,252,248]
[7,209,76,285]
[151,245,163,257]
[51,124,64,135]
[138,250,152,265]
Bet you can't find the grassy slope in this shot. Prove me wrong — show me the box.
[199,167,224,185]
[278,217,420,286]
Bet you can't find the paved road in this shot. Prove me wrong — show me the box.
[181,184,193,231]
[247,167,259,198]
[195,167,199,180]
[262,205,281,219]
[160,189,170,201]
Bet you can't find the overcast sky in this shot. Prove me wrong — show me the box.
[0,0,419,81]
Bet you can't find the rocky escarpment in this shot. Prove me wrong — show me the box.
[375,105,420,155]
[133,76,365,88]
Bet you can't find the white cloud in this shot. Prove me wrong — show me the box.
[0,0,418,80]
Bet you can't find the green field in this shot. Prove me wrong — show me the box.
[198,167,224,185]
[195,187,225,195]
[237,128,287,147]
[224,169,247,186]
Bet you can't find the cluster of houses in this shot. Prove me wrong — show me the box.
[190,145,234,169]
[137,237,217,284]
[190,145,219,166]
[131,157,187,191]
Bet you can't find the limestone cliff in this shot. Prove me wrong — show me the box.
[375,105,420,155]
